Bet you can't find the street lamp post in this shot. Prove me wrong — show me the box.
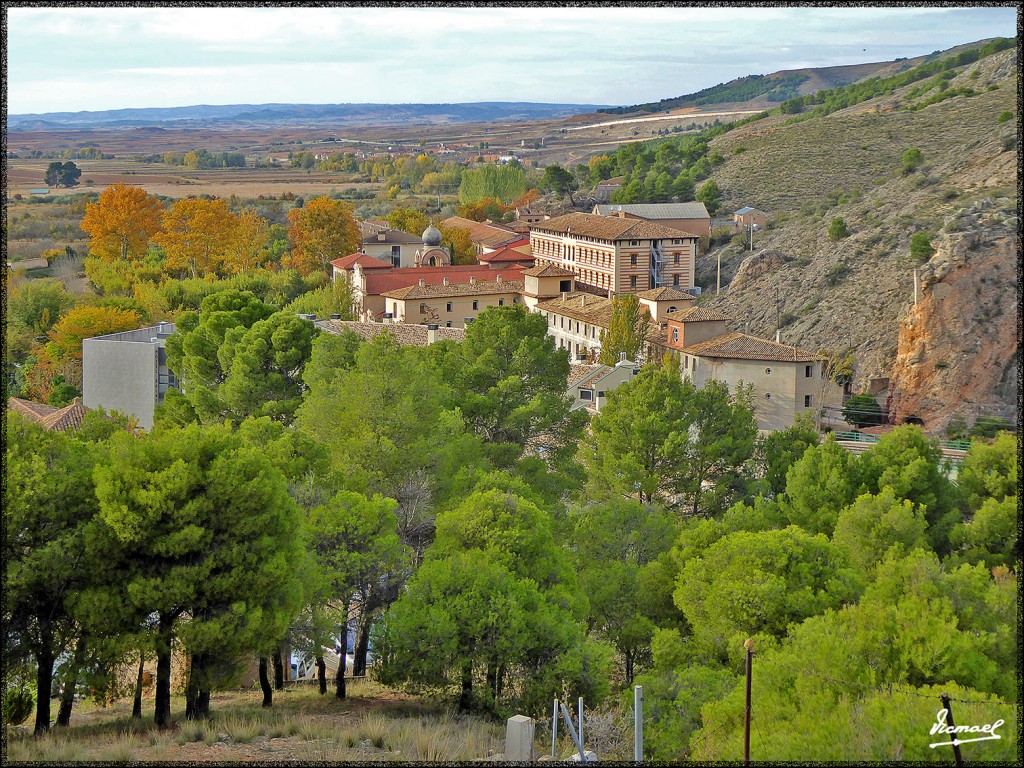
[749,222,759,251]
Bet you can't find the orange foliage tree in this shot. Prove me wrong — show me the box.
[154,197,238,279]
[438,223,476,266]
[287,197,360,276]
[80,183,164,263]
[225,208,271,274]
[46,305,141,362]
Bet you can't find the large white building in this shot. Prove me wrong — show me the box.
[82,322,178,430]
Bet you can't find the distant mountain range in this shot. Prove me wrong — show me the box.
[6,102,613,131]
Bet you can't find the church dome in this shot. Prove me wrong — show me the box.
[422,224,443,246]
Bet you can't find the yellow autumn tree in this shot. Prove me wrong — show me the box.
[224,208,270,274]
[154,197,238,278]
[287,197,360,276]
[438,223,477,265]
[80,183,164,263]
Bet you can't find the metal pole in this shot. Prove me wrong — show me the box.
[743,638,754,766]
[634,685,643,763]
[559,702,587,763]
[749,221,753,251]
[717,250,721,294]
[578,697,584,752]
[940,694,964,767]
[552,698,559,759]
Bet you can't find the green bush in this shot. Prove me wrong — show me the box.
[825,263,851,286]
[842,393,884,428]
[2,682,34,726]
[970,416,1014,439]
[901,148,923,175]
[827,218,850,240]
[909,232,935,264]
[945,416,969,441]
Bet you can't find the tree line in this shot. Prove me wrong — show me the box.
[5,293,1017,761]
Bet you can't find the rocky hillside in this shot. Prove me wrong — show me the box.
[696,47,1018,433]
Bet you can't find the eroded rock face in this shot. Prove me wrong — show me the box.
[888,207,1019,432]
[730,249,788,291]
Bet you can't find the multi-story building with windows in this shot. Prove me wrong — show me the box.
[529,212,699,296]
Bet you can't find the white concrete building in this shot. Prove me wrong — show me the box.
[82,322,177,430]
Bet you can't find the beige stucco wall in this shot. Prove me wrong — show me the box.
[389,291,521,328]
[685,357,820,431]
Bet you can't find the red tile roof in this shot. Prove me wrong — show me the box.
[683,332,819,362]
[382,280,524,300]
[7,397,89,432]
[522,263,575,278]
[363,265,526,296]
[635,287,697,302]
[666,306,732,322]
[478,243,535,263]
[443,216,520,248]
[331,253,394,270]
[531,212,696,241]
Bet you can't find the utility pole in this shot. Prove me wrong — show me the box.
[743,638,755,766]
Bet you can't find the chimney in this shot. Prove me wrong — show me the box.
[580,296,586,307]
[470,275,476,285]
[418,278,426,287]
[443,276,450,285]
[561,292,567,302]
[776,329,781,343]
[426,323,438,345]
[496,274,502,285]
[378,233,386,241]
[156,321,172,337]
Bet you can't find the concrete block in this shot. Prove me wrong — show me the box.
[505,714,535,762]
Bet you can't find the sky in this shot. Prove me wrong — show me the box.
[5,4,1019,115]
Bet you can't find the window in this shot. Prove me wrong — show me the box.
[672,328,679,342]
[764,392,772,400]
[560,280,572,292]
[391,245,401,257]
[391,254,401,267]
[765,367,772,375]
[446,302,453,312]
[630,275,637,288]
[630,240,639,246]
[805,364,813,378]
[498,298,504,306]
[630,254,637,266]
[472,300,479,310]
[673,274,680,287]
[596,391,606,399]
[673,254,680,265]
[445,321,452,327]
[579,389,593,401]
[804,394,812,408]
[673,239,680,245]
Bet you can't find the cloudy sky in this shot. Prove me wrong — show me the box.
[6,4,1018,115]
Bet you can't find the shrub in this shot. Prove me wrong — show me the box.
[945,416,969,441]
[827,217,850,240]
[909,232,936,264]
[842,393,884,428]
[997,111,1013,124]
[2,682,34,726]
[825,263,851,286]
[901,148,924,175]
[970,416,1013,439]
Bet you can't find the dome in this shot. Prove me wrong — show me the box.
[422,224,443,246]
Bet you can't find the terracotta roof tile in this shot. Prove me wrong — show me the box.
[635,286,697,302]
[7,397,89,432]
[666,305,732,322]
[364,265,525,295]
[382,280,524,300]
[443,216,520,248]
[332,253,394,270]
[683,332,819,362]
[522,263,575,278]
[530,212,696,242]
[478,244,535,263]
[535,292,615,326]
[317,320,466,346]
